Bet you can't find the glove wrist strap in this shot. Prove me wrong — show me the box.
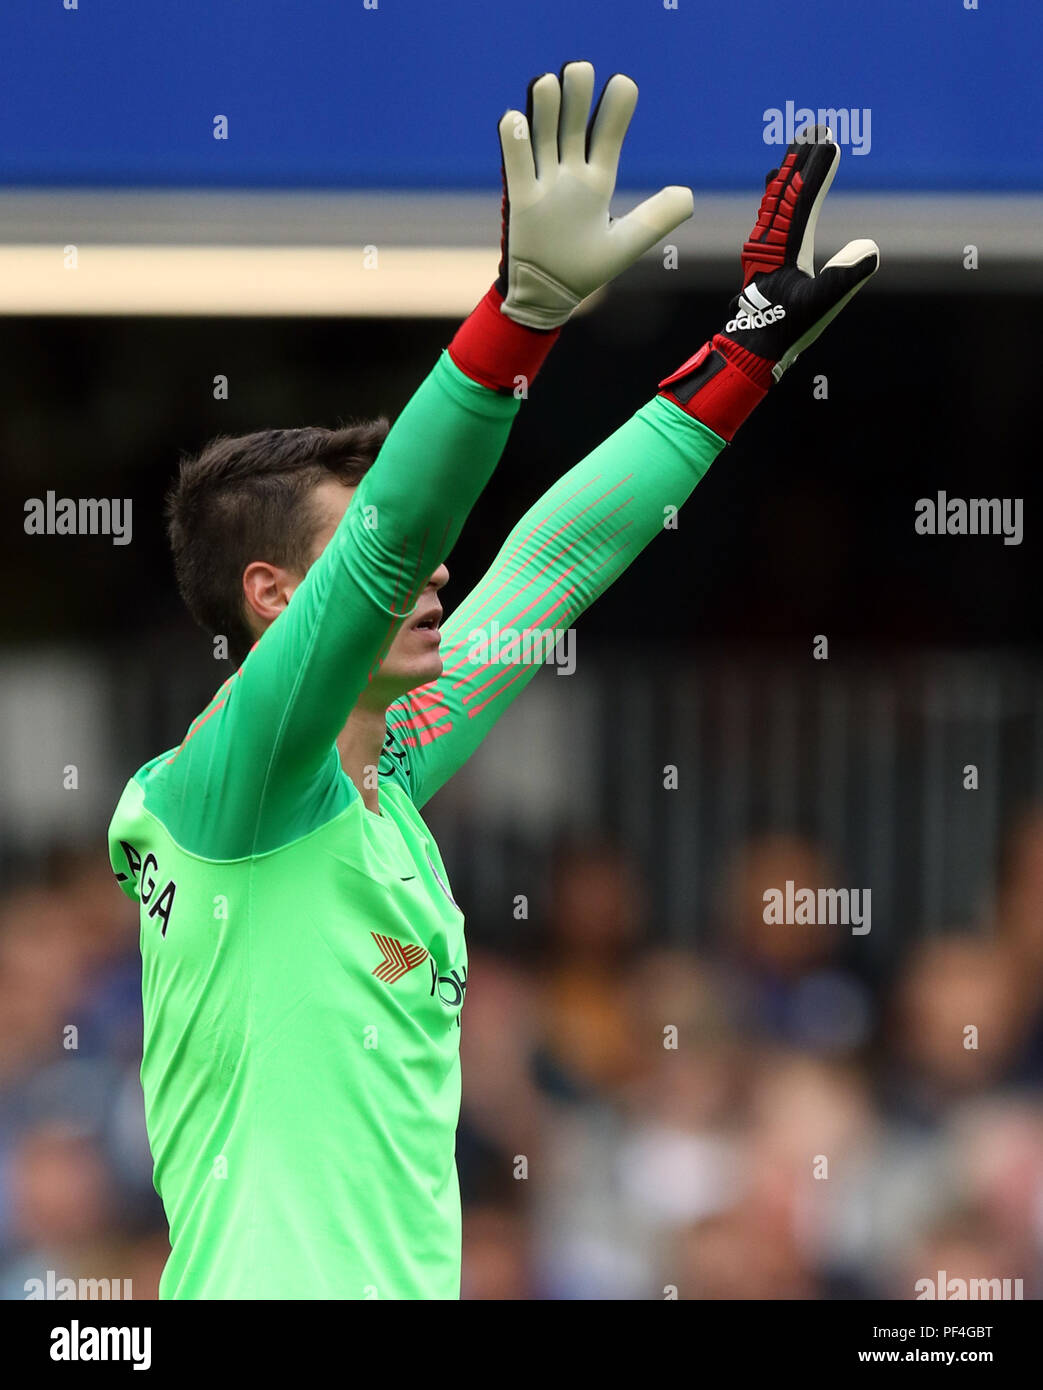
[657,335,773,442]
[448,285,560,394]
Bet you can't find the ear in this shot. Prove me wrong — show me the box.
[242,560,299,630]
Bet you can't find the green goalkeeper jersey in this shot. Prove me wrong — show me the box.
[108,348,724,1299]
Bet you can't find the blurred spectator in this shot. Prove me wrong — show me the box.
[887,936,1029,1119]
[669,1208,821,1300]
[0,860,160,1299]
[718,833,875,1056]
[996,808,1043,1083]
[0,1121,116,1299]
[461,1205,534,1301]
[531,841,648,1097]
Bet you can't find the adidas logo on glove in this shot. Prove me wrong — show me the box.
[725,283,787,333]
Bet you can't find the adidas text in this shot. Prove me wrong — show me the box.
[726,305,786,333]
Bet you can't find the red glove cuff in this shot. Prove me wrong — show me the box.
[658,335,773,442]
[447,286,561,394]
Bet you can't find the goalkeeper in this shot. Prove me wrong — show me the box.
[108,62,877,1299]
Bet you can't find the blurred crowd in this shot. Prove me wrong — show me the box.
[2,810,1043,1301]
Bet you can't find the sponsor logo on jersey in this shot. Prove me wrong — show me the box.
[430,958,467,1010]
[370,933,429,984]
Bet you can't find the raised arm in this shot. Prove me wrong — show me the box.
[154,63,692,858]
[391,127,879,808]
[384,398,722,807]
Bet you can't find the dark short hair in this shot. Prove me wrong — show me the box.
[166,420,389,664]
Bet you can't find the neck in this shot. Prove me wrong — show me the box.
[336,701,390,814]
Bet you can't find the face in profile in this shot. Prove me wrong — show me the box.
[304,479,449,704]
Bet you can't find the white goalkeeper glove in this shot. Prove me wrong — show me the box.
[494,61,694,329]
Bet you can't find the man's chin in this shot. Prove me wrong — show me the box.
[390,656,444,697]
[410,656,444,689]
